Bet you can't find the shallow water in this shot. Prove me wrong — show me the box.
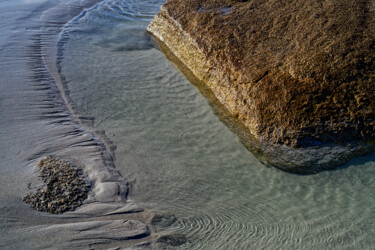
[1,0,374,249]
[0,0,152,249]
[58,0,375,249]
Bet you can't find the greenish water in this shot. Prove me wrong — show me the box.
[60,0,375,249]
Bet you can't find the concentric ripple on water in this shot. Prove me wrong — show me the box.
[59,0,375,249]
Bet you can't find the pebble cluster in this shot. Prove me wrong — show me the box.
[23,156,90,214]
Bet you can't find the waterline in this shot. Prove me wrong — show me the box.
[58,0,375,249]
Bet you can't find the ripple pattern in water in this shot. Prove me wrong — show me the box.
[59,0,375,249]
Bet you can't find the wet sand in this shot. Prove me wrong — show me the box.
[2,1,375,249]
[0,0,160,249]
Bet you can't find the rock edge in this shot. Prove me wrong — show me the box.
[147,1,375,174]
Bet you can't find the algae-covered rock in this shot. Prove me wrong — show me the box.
[148,0,375,173]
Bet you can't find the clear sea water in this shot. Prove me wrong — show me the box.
[58,0,375,249]
[1,0,374,249]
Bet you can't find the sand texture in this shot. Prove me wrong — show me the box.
[0,0,168,248]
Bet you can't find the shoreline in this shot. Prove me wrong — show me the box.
[0,0,168,248]
[2,1,375,249]
[39,0,129,205]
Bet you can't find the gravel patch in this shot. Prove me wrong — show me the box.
[23,156,91,214]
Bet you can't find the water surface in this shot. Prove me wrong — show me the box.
[4,0,374,248]
[1,0,153,249]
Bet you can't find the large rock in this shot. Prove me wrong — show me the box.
[148,0,375,173]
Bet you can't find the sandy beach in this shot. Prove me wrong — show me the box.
[0,0,157,248]
[1,0,375,249]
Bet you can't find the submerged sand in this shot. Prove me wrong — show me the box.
[0,0,173,249]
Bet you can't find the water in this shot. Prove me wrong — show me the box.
[0,0,152,249]
[56,0,375,249]
[1,0,375,249]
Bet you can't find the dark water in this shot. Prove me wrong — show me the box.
[1,0,374,249]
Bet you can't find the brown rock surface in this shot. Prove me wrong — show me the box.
[148,0,375,173]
